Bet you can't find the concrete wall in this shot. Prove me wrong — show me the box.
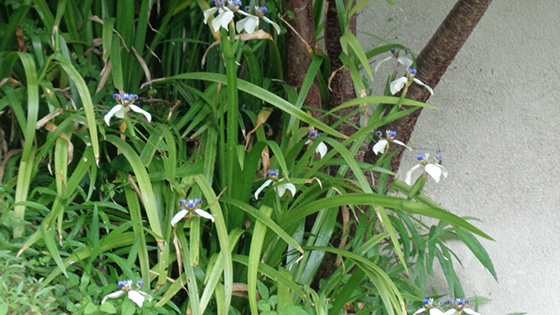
[359,0,559,313]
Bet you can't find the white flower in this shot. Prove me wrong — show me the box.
[372,130,411,155]
[305,129,328,159]
[405,153,448,185]
[444,299,480,315]
[254,170,296,200]
[390,68,433,95]
[413,298,445,315]
[374,48,413,72]
[237,6,280,35]
[104,93,152,126]
[101,280,152,308]
[171,199,214,226]
[204,0,241,32]
[236,9,259,34]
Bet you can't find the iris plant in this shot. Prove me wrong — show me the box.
[171,199,214,226]
[305,129,328,159]
[390,68,434,96]
[237,6,280,35]
[204,0,242,32]
[406,153,448,185]
[444,299,480,315]
[101,280,152,308]
[104,93,151,126]
[254,170,296,200]
[374,48,413,73]
[413,298,445,315]
[372,130,411,155]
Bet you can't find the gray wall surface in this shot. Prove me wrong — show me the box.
[359,0,560,314]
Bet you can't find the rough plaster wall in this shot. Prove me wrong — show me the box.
[359,0,560,314]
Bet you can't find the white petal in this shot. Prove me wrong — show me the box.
[373,140,388,155]
[138,290,153,302]
[316,142,328,159]
[374,56,393,72]
[128,104,152,122]
[444,310,457,315]
[397,56,413,69]
[429,309,445,315]
[392,139,412,150]
[390,77,408,95]
[203,7,218,24]
[194,209,215,222]
[413,308,427,315]
[213,9,234,32]
[171,210,189,226]
[237,9,250,17]
[413,78,434,95]
[254,179,273,200]
[425,163,442,183]
[101,290,125,304]
[437,164,448,178]
[463,308,480,315]
[405,164,422,185]
[104,105,124,126]
[236,16,259,34]
[276,183,296,197]
[128,290,145,307]
[262,16,280,34]
[236,17,248,33]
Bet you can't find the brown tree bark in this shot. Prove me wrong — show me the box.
[364,0,493,189]
[283,0,322,118]
[325,0,359,138]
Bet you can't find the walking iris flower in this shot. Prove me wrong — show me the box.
[101,280,152,308]
[305,129,328,159]
[254,170,296,200]
[104,93,151,126]
[237,6,280,35]
[171,199,215,226]
[374,48,413,73]
[444,299,480,315]
[372,130,411,155]
[413,298,445,315]
[204,0,242,32]
[405,153,448,185]
[390,68,434,96]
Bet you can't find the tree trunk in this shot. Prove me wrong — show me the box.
[325,0,359,138]
[283,0,322,118]
[365,0,494,189]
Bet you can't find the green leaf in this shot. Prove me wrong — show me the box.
[340,32,374,81]
[167,73,346,139]
[84,302,98,314]
[99,302,117,314]
[248,206,273,314]
[455,228,498,281]
[54,55,100,165]
[106,135,163,238]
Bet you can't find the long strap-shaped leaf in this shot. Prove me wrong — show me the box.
[13,53,39,238]
[158,73,346,139]
[106,135,163,238]
[287,194,493,240]
[54,55,100,166]
[194,174,233,314]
